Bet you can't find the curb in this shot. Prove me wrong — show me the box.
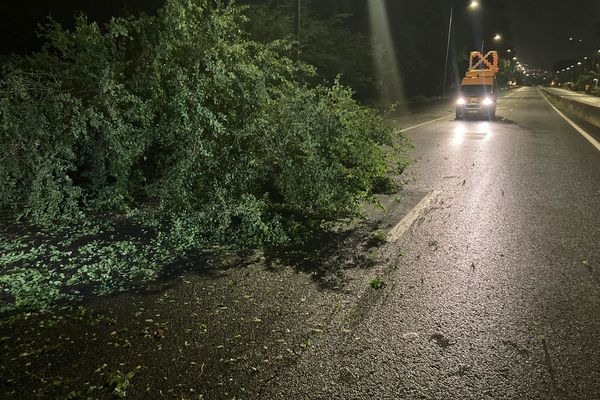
[539,88,600,130]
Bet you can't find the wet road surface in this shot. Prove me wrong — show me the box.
[261,87,600,399]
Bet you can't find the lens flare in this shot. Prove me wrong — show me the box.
[368,1,405,105]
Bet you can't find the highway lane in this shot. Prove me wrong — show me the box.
[261,87,600,399]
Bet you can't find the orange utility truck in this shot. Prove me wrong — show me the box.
[455,51,499,120]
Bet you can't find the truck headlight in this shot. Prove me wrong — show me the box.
[482,97,494,106]
[456,97,466,105]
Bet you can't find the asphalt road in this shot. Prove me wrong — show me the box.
[261,87,600,399]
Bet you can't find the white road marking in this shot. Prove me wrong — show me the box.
[388,191,438,242]
[403,88,525,132]
[539,89,600,152]
[403,115,452,132]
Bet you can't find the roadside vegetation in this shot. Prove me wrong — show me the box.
[0,0,410,314]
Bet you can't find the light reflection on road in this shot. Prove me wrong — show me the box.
[452,120,494,145]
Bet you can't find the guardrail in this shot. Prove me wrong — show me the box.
[540,87,600,129]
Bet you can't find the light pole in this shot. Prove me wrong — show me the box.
[441,7,453,98]
[481,33,502,54]
[295,0,301,43]
[442,1,480,98]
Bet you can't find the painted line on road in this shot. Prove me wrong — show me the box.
[539,89,600,152]
[403,87,526,132]
[403,115,451,132]
[388,191,438,242]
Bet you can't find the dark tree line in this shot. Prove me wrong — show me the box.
[240,0,516,99]
[1,0,516,100]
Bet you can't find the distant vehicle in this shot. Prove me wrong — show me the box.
[456,51,499,120]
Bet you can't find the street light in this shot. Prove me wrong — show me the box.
[494,34,502,41]
[441,7,454,98]
[442,2,480,97]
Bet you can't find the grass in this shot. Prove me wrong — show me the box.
[368,277,386,289]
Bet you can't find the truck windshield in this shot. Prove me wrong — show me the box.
[461,85,492,97]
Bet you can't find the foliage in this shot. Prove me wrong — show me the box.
[368,230,388,247]
[497,59,516,89]
[368,276,385,289]
[0,0,404,248]
[553,56,599,91]
[0,231,172,314]
[242,0,378,100]
[0,0,409,313]
[575,72,596,91]
[108,366,141,398]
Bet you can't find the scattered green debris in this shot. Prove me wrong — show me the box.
[0,231,175,314]
[199,323,208,334]
[369,230,388,247]
[107,366,141,398]
[369,277,386,289]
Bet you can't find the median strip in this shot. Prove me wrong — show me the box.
[539,89,600,152]
[388,191,438,242]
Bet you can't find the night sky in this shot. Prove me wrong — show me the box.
[0,0,162,56]
[1,0,599,70]
[506,0,600,69]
